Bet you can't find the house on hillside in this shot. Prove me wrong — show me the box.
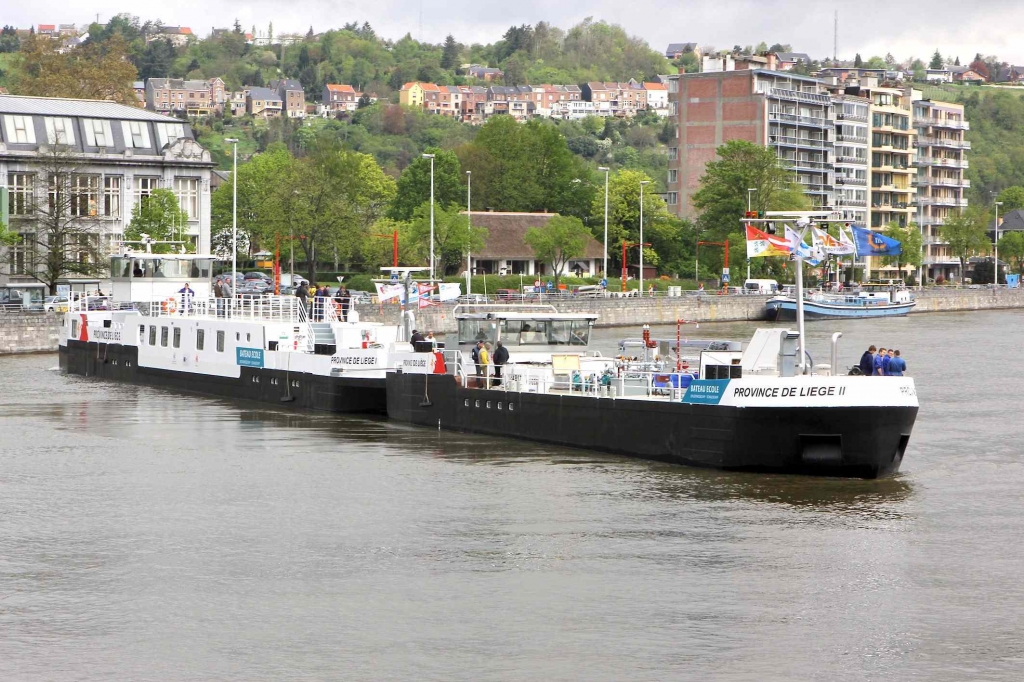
[36,24,57,38]
[774,52,812,70]
[147,26,193,47]
[322,83,361,113]
[246,87,282,118]
[665,42,701,61]
[269,79,305,118]
[925,69,953,83]
[465,64,503,81]
[463,212,605,277]
[995,65,1024,84]
[950,65,986,83]
[643,82,669,116]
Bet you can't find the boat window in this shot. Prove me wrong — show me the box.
[570,320,591,346]
[499,319,523,344]
[172,327,181,348]
[149,326,156,345]
[138,324,145,341]
[519,320,549,345]
[458,319,497,344]
[160,327,168,347]
[71,319,78,338]
[197,329,205,351]
[550,320,571,345]
[216,330,225,352]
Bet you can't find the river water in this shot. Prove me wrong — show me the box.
[1,310,1022,681]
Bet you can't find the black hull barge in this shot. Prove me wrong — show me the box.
[386,373,916,479]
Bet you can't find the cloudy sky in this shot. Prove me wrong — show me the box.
[11,0,1023,65]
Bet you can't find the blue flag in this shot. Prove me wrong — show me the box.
[852,226,902,257]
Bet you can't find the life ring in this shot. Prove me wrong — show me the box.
[162,297,177,314]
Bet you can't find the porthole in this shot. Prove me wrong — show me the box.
[464,399,469,407]
[475,400,480,408]
[509,403,515,411]
[497,402,502,410]
[486,401,491,409]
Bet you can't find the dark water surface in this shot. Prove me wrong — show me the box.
[2,311,1023,680]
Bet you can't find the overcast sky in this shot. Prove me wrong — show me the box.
[12,0,1024,65]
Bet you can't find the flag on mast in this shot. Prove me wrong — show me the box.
[785,226,821,266]
[812,225,854,255]
[745,224,791,258]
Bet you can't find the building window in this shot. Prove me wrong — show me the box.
[82,119,113,147]
[174,177,199,219]
[70,175,101,217]
[134,177,160,204]
[9,233,34,275]
[44,117,76,145]
[160,326,169,347]
[668,169,678,183]
[121,120,152,148]
[667,192,678,205]
[104,176,122,218]
[7,173,35,215]
[668,147,678,161]
[216,330,225,352]
[3,115,35,144]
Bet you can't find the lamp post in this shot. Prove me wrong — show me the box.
[422,153,435,281]
[466,170,471,296]
[746,187,757,282]
[995,200,1003,285]
[225,138,238,311]
[598,166,610,279]
[639,180,650,296]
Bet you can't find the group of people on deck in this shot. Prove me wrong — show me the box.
[858,345,907,376]
[471,339,509,388]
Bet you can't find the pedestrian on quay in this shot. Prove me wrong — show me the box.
[858,345,876,376]
[887,350,907,376]
[493,340,509,386]
[873,347,887,376]
[481,342,492,388]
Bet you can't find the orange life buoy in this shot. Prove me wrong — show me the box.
[162,298,177,314]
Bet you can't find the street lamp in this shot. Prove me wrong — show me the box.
[746,188,757,282]
[466,170,471,295]
[995,200,1003,285]
[225,138,238,311]
[422,153,435,281]
[639,180,650,296]
[598,167,610,280]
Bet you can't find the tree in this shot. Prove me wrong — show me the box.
[691,139,808,241]
[138,38,176,80]
[929,50,944,69]
[211,146,292,262]
[854,53,863,68]
[997,186,1024,212]
[590,168,666,268]
[125,189,190,253]
[997,231,1024,274]
[940,208,990,284]
[955,56,960,66]
[408,203,486,275]
[880,222,923,274]
[440,34,460,70]
[524,215,591,286]
[12,146,107,294]
[389,148,463,221]
[357,93,372,109]
[12,33,138,103]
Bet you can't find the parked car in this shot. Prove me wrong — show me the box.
[280,273,309,287]
[45,296,70,312]
[494,289,522,301]
[244,271,272,282]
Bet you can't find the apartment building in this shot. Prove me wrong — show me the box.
[145,78,222,116]
[913,98,970,282]
[830,94,870,226]
[0,95,214,286]
[666,69,835,218]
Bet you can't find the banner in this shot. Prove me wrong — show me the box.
[852,225,902,257]
[374,282,403,303]
[415,283,437,308]
[438,282,461,302]
[812,226,855,256]
[745,224,791,258]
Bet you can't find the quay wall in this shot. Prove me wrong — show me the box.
[0,312,62,355]
[354,288,1024,333]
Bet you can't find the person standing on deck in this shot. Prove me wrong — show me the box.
[480,342,492,388]
[887,350,907,376]
[471,340,484,387]
[873,347,887,376]
[177,283,195,315]
[858,345,876,376]
[493,340,509,386]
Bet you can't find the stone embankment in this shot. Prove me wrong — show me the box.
[2,288,1023,355]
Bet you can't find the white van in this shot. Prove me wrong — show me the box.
[743,279,779,295]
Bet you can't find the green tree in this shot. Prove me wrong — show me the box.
[940,208,990,284]
[865,55,887,69]
[590,168,667,270]
[125,189,190,254]
[12,33,138,103]
[408,203,486,275]
[389,147,463,221]
[880,222,924,274]
[854,53,863,68]
[440,34,460,70]
[929,50,944,69]
[691,139,808,241]
[211,145,292,262]
[996,186,1024,212]
[997,231,1024,274]
[524,214,591,286]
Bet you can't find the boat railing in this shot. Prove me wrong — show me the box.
[146,295,308,323]
[309,296,341,324]
[68,296,137,313]
[442,349,470,387]
[471,368,697,401]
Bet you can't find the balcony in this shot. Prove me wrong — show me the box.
[922,237,948,245]
[919,216,944,226]
[917,136,971,149]
[931,177,970,188]
[837,112,868,122]
[835,198,867,207]
[917,156,969,169]
[835,155,867,166]
[915,116,970,130]
[767,87,832,105]
[930,197,969,207]
[836,133,868,143]
[770,111,833,128]
[771,135,831,149]
[797,182,832,194]
[781,158,830,170]
[835,176,867,186]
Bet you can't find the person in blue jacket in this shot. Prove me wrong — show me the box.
[887,350,907,376]
[858,345,876,376]
[873,347,887,376]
